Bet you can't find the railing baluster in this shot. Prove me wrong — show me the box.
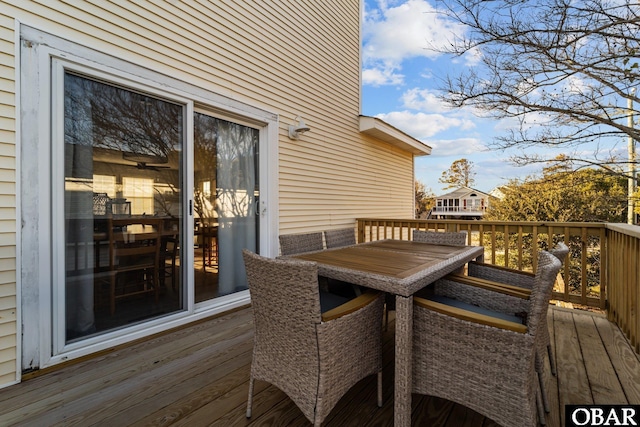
[490,224,496,264]
[581,227,588,306]
[517,225,523,270]
[599,226,606,310]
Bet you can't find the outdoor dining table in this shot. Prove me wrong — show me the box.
[291,239,485,427]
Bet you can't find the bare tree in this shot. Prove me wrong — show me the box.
[434,0,640,176]
[439,158,476,189]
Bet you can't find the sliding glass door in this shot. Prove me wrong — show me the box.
[60,71,260,345]
[63,71,185,341]
[193,112,259,303]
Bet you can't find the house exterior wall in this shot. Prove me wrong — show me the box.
[0,11,18,387]
[0,0,416,387]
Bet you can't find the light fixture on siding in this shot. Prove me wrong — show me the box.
[288,116,311,139]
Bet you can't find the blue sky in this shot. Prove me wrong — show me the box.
[360,0,555,195]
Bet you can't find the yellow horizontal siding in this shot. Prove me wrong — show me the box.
[0,258,14,273]
[0,10,15,389]
[0,195,14,206]
[0,302,15,321]
[0,64,13,82]
[0,155,15,171]
[0,79,13,94]
[0,232,15,248]
[15,1,359,118]
[279,124,414,233]
[0,332,15,351]
[0,182,14,194]
[0,168,14,182]
[0,347,14,368]
[0,360,16,385]
[0,246,14,258]
[0,294,16,311]
[0,338,16,384]
[0,104,15,119]
[15,2,353,142]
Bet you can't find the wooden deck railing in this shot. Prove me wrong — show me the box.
[605,224,640,353]
[357,218,607,309]
[357,218,640,352]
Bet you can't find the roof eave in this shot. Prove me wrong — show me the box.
[359,115,431,156]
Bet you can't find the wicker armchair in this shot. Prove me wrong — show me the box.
[412,250,562,427]
[412,229,467,245]
[468,242,569,369]
[242,250,384,426]
[279,232,324,256]
[462,242,569,413]
[324,228,356,249]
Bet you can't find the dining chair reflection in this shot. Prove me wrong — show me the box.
[100,218,162,314]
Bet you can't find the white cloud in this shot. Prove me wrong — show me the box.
[375,110,476,139]
[462,46,483,66]
[362,63,405,86]
[493,111,555,132]
[363,0,466,84]
[401,87,450,112]
[426,137,487,156]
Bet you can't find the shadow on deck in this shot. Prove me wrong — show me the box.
[1,306,639,426]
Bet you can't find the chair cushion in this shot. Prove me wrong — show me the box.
[428,295,524,325]
[319,290,351,313]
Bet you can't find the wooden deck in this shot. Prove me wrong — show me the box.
[1,306,639,426]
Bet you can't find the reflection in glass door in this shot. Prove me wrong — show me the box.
[63,72,185,342]
[193,112,259,303]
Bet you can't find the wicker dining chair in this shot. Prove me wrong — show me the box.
[384,230,469,330]
[412,229,468,245]
[242,250,384,426]
[412,250,562,427]
[323,228,362,297]
[279,232,324,256]
[462,242,570,413]
[324,228,356,249]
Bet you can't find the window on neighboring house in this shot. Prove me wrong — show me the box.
[123,177,154,215]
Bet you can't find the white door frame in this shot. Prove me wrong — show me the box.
[19,24,279,369]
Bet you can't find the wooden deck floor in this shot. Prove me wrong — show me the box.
[1,306,639,426]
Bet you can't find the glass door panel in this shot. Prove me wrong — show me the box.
[193,112,259,303]
[63,72,185,342]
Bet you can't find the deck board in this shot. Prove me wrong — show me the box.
[553,308,593,426]
[543,308,561,427]
[593,315,640,404]
[574,312,627,404]
[0,306,638,427]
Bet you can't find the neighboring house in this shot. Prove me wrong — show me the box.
[429,187,492,220]
[489,186,507,200]
[0,1,430,388]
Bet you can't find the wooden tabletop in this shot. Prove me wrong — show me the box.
[292,240,484,296]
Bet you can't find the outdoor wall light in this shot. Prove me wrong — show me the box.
[288,116,311,139]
